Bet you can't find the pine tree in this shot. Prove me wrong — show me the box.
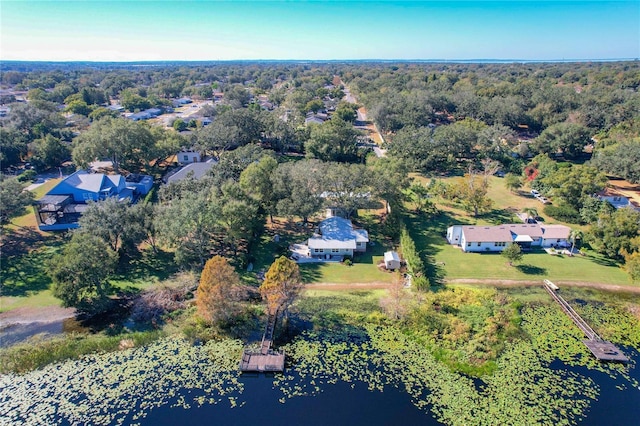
[259,256,302,316]
[196,256,246,324]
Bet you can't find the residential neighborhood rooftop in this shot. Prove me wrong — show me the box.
[166,161,217,184]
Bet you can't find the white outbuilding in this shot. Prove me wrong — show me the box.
[384,251,401,270]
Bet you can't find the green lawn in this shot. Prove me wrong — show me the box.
[436,245,630,284]
[0,229,64,312]
[299,237,394,284]
[298,212,396,284]
[243,214,395,285]
[9,178,61,230]
[299,257,394,284]
[402,174,631,285]
[404,204,634,287]
[413,175,589,231]
[1,290,61,312]
[108,249,181,291]
[0,238,180,312]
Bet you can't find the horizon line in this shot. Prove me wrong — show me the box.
[1,58,638,64]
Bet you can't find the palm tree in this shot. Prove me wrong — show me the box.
[522,207,538,223]
[569,229,583,255]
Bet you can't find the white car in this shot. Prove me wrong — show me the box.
[531,190,540,197]
[538,196,550,204]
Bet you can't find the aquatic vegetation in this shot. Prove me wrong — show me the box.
[274,288,640,425]
[1,288,637,425]
[0,330,163,374]
[0,337,244,425]
[521,302,639,387]
[278,324,599,425]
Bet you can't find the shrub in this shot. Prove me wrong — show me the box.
[17,169,36,182]
[413,275,430,291]
[400,227,429,290]
[543,204,581,223]
[400,228,424,276]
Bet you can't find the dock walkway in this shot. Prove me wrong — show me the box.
[543,280,628,362]
[240,310,285,372]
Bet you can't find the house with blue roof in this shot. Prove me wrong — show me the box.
[35,170,153,231]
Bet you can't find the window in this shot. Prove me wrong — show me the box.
[477,242,481,247]
[183,155,189,161]
[314,249,320,253]
[467,243,471,247]
[332,248,339,253]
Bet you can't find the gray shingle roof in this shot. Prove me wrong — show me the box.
[166,162,216,184]
[461,223,570,243]
[541,225,571,239]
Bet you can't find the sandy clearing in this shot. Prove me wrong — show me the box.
[0,306,76,327]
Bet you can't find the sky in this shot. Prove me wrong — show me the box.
[1,1,639,61]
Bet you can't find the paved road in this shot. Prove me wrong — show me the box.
[344,88,357,104]
[340,80,387,158]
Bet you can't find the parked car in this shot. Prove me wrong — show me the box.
[530,190,540,197]
[538,196,550,204]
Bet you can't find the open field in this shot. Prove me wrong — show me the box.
[404,174,636,288]
[299,257,394,284]
[437,244,629,284]
[412,174,589,231]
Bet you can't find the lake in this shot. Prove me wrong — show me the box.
[134,349,640,426]
[142,376,440,426]
[3,336,637,426]
[2,294,640,426]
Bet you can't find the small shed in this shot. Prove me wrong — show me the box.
[384,251,401,270]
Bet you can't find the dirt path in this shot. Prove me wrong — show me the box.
[446,279,640,294]
[304,280,640,294]
[0,306,77,348]
[0,306,76,326]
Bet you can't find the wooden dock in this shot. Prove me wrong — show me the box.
[239,349,285,372]
[240,310,286,372]
[542,280,628,363]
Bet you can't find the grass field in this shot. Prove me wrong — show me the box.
[436,244,629,284]
[412,175,589,231]
[404,175,635,287]
[299,251,394,284]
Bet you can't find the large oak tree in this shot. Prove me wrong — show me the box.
[72,117,156,173]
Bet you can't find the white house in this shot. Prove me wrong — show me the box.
[128,108,162,121]
[384,251,401,270]
[172,97,193,107]
[177,150,201,165]
[597,188,639,211]
[307,216,369,259]
[447,223,571,252]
